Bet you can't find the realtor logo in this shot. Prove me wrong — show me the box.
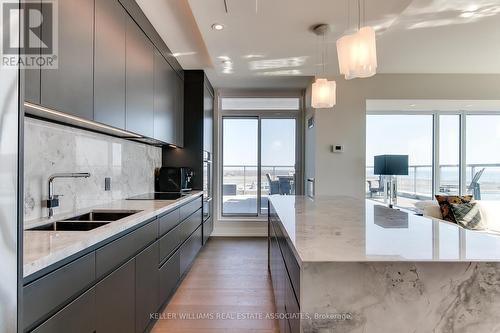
[1,0,58,68]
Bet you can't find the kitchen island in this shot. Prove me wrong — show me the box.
[268,195,500,333]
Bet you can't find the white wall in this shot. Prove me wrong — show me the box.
[308,74,500,198]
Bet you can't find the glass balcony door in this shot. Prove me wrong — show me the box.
[221,116,298,217]
[260,118,297,215]
[222,117,259,216]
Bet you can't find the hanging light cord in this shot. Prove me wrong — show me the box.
[322,33,326,75]
[347,0,350,32]
[357,0,361,30]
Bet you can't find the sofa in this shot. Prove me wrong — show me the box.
[415,200,500,233]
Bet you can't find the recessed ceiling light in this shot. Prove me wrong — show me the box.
[212,23,224,31]
[409,104,417,107]
[243,54,265,59]
[460,11,475,18]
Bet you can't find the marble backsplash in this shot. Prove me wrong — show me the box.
[24,118,162,222]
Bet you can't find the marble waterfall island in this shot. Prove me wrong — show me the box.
[268,195,500,333]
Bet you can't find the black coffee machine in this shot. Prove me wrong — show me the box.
[155,167,194,192]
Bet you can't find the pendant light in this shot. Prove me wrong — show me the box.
[336,0,377,80]
[311,24,336,109]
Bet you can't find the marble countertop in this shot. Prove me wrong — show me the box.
[24,192,203,277]
[269,195,500,264]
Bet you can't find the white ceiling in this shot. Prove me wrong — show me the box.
[138,0,500,89]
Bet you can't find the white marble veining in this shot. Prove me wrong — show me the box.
[23,192,203,277]
[24,118,162,222]
[300,261,500,333]
[269,195,500,263]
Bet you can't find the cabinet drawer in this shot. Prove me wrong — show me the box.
[158,208,180,236]
[96,219,158,278]
[285,275,300,333]
[159,223,181,263]
[23,252,95,331]
[180,225,202,276]
[136,241,160,333]
[95,259,135,333]
[159,250,180,302]
[180,196,202,221]
[31,288,96,333]
[282,240,300,306]
[179,208,202,242]
[202,216,213,245]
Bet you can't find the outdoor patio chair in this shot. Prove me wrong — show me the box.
[266,174,280,195]
[467,168,485,200]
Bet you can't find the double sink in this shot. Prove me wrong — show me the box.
[28,210,142,231]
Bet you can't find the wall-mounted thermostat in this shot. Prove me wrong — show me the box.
[331,145,344,153]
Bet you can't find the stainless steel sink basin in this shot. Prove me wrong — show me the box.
[27,210,142,231]
[62,210,141,222]
[29,221,110,231]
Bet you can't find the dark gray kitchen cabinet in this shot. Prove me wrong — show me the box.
[154,50,176,144]
[136,241,160,333]
[40,0,94,119]
[159,250,180,303]
[203,216,213,245]
[23,252,96,331]
[94,0,127,128]
[180,225,203,276]
[23,0,41,103]
[95,259,135,333]
[95,218,157,279]
[31,288,96,333]
[203,84,214,153]
[269,205,300,333]
[125,16,154,137]
[175,75,184,147]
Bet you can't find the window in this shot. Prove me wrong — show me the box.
[466,115,500,200]
[220,96,302,218]
[222,118,259,215]
[438,115,460,195]
[366,111,500,209]
[366,115,433,209]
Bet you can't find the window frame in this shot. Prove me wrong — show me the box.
[218,86,304,220]
[366,110,500,200]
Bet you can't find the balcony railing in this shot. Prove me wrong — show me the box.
[366,163,500,200]
[223,165,295,196]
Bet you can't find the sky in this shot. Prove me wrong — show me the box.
[223,118,296,166]
[366,114,500,166]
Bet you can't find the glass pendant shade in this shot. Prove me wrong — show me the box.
[311,78,336,108]
[336,26,377,80]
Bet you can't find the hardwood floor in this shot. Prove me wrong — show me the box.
[151,237,279,333]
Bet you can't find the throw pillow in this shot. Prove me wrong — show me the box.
[435,195,473,223]
[450,202,485,230]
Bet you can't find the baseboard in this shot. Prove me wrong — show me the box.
[212,220,268,237]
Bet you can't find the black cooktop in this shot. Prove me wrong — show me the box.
[127,192,186,200]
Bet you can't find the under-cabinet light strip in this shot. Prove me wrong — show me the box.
[24,102,143,138]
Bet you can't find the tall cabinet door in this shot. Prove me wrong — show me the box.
[203,84,214,153]
[175,75,184,147]
[95,259,135,333]
[94,0,127,128]
[154,50,176,144]
[125,17,154,137]
[136,242,160,333]
[41,0,94,119]
[24,0,41,104]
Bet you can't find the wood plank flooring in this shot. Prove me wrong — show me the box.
[151,237,279,333]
